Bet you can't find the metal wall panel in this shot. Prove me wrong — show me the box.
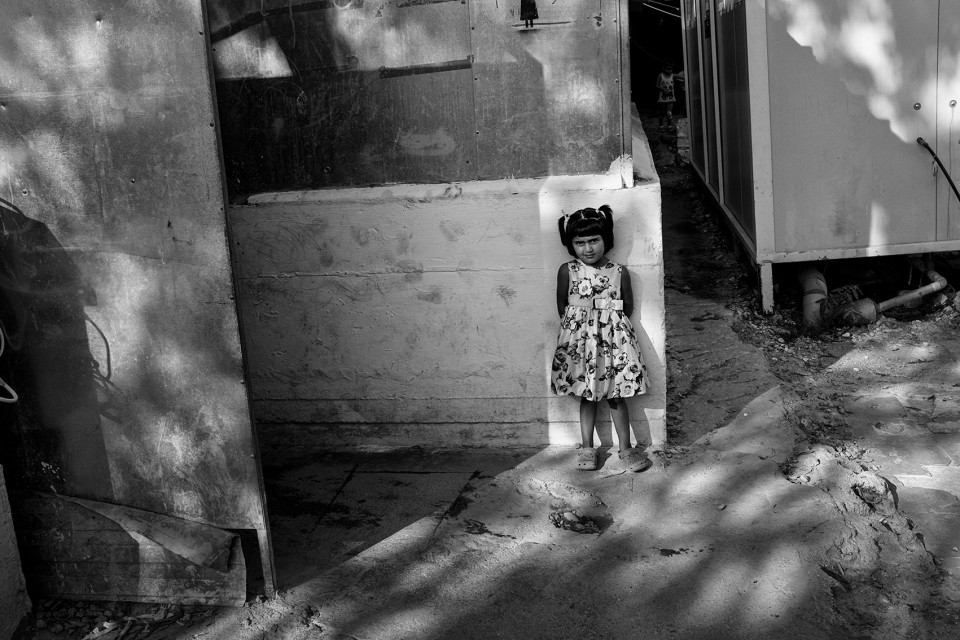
[682,0,706,176]
[470,0,623,180]
[700,0,720,192]
[715,0,754,239]
[767,0,938,253]
[937,1,960,240]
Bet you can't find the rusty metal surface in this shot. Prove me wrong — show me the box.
[211,0,476,192]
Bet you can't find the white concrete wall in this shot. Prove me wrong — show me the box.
[0,467,29,639]
[231,173,665,450]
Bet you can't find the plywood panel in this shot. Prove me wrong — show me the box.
[937,1,960,240]
[211,0,477,191]
[470,0,624,179]
[211,0,628,190]
[0,0,273,595]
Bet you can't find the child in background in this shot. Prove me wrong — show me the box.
[552,206,650,472]
[656,64,676,130]
[521,0,538,28]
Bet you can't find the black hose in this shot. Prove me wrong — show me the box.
[917,137,960,204]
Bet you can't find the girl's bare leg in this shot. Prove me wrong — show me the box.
[579,398,598,447]
[607,398,633,450]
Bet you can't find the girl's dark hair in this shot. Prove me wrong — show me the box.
[557,205,614,257]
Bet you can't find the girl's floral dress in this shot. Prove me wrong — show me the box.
[551,260,647,400]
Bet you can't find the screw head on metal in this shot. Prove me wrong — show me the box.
[914,103,922,110]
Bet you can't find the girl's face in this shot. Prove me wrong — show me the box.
[572,234,605,265]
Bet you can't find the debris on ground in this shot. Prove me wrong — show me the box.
[21,600,218,640]
[547,506,602,534]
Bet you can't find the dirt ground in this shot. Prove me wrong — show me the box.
[15,117,960,639]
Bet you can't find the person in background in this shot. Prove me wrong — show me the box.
[656,63,676,130]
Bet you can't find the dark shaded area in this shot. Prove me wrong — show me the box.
[0,198,108,499]
[258,445,533,589]
[629,0,685,114]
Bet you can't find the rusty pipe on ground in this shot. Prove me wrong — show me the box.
[834,260,948,326]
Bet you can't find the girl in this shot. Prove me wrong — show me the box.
[552,206,649,471]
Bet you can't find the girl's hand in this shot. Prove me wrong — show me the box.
[557,263,570,316]
[620,268,635,317]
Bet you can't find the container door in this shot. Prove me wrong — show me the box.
[714,0,754,240]
[682,0,720,192]
[938,0,960,240]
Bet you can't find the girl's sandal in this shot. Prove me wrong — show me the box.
[575,447,599,471]
[619,447,652,473]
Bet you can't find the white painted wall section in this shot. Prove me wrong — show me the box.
[231,176,665,449]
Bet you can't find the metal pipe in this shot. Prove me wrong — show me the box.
[917,137,960,205]
[799,266,827,327]
[875,264,947,313]
[833,261,949,326]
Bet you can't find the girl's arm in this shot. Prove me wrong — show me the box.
[620,267,635,317]
[556,264,569,317]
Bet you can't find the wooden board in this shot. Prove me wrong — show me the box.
[470,0,625,179]
[211,0,476,192]
[209,0,628,191]
[12,494,246,606]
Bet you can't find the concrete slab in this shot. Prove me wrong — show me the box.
[842,395,929,438]
[862,440,951,476]
[935,434,960,466]
[930,393,960,433]
[896,487,960,574]
[896,467,960,500]
[262,449,536,590]
[257,388,852,640]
